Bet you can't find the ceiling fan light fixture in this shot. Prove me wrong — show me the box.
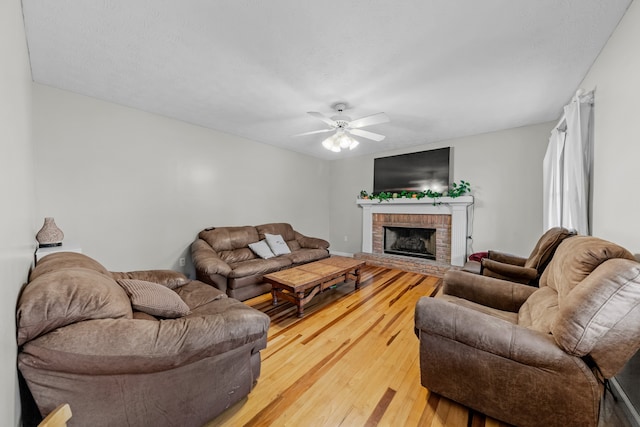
[337,131,352,149]
[322,135,335,151]
[306,104,389,153]
[322,131,359,153]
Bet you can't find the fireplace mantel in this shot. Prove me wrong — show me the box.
[356,196,474,266]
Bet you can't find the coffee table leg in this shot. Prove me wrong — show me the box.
[355,267,362,289]
[272,288,279,305]
[296,291,305,317]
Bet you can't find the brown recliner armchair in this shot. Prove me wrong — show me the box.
[463,226,576,285]
[415,236,640,427]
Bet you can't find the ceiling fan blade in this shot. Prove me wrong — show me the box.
[293,129,334,137]
[348,112,390,129]
[349,129,386,142]
[307,111,337,127]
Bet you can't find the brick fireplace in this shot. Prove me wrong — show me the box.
[356,196,473,276]
[374,214,450,262]
[383,225,438,260]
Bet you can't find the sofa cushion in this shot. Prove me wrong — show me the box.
[438,294,519,324]
[30,252,111,281]
[228,257,292,279]
[17,268,133,345]
[110,270,189,290]
[285,248,330,264]
[288,239,302,251]
[517,286,559,334]
[132,311,157,320]
[219,248,256,264]
[295,232,330,250]
[199,226,260,252]
[265,233,291,256]
[188,292,251,316]
[540,236,634,298]
[248,240,276,259]
[175,280,227,310]
[523,227,574,270]
[256,223,296,241]
[117,279,191,318]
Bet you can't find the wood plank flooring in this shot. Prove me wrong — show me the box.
[204,265,629,427]
[203,266,505,426]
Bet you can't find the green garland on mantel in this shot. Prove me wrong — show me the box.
[359,180,471,203]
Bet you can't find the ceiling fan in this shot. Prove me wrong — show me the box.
[296,103,390,152]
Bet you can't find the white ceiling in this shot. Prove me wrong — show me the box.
[22,0,631,160]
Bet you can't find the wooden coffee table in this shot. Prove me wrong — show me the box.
[264,256,366,318]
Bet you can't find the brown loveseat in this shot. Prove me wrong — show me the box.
[415,236,640,427]
[17,252,270,427]
[192,223,330,301]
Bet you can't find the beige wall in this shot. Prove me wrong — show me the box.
[580,0,640,253]
[1,0,36,425]
[329,122,553,257]
[32,84,330,273]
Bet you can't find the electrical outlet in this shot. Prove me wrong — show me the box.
[344,235,348,242]
[179,257,186,267]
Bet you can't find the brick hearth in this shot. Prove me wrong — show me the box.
[354,251,455,277]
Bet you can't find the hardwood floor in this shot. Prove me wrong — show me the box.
[204,265,629,427]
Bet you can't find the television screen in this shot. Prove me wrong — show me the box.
[373,147,450,194]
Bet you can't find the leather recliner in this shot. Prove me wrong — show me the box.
[463,226,576,285]
[415,235,640,427]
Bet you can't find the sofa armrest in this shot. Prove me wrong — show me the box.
[415,297,578,369]
[110,270,189,288]
[481,258,538,284]
[294,231,330,250]
[443,270,537,312]
[191,239,232,276]
[488,250,527,266]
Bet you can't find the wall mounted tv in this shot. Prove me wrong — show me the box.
[373,147,451,194]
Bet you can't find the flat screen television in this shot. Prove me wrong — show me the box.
[373,147,450,194]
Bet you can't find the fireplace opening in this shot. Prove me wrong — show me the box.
[383,226,436,260]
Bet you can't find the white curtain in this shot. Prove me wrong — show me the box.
[543,90,593,235]
[543,128,565,230]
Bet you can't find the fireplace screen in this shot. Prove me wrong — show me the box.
[383,226,436,260]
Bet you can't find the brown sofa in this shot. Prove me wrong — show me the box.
[415,236,640,427]
[191,222,330,301]
[463,226,576,285]
[17,252,270,427]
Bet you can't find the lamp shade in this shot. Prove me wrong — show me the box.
[322,136,334,150]
[322,131,359,152]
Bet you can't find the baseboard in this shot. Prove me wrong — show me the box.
[329,250,354,257]
[611,377,640,427]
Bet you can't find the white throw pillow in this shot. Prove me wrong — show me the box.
[265,233,291,256]
[249,240,276,259]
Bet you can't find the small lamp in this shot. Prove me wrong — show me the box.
[36,217,64,248]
